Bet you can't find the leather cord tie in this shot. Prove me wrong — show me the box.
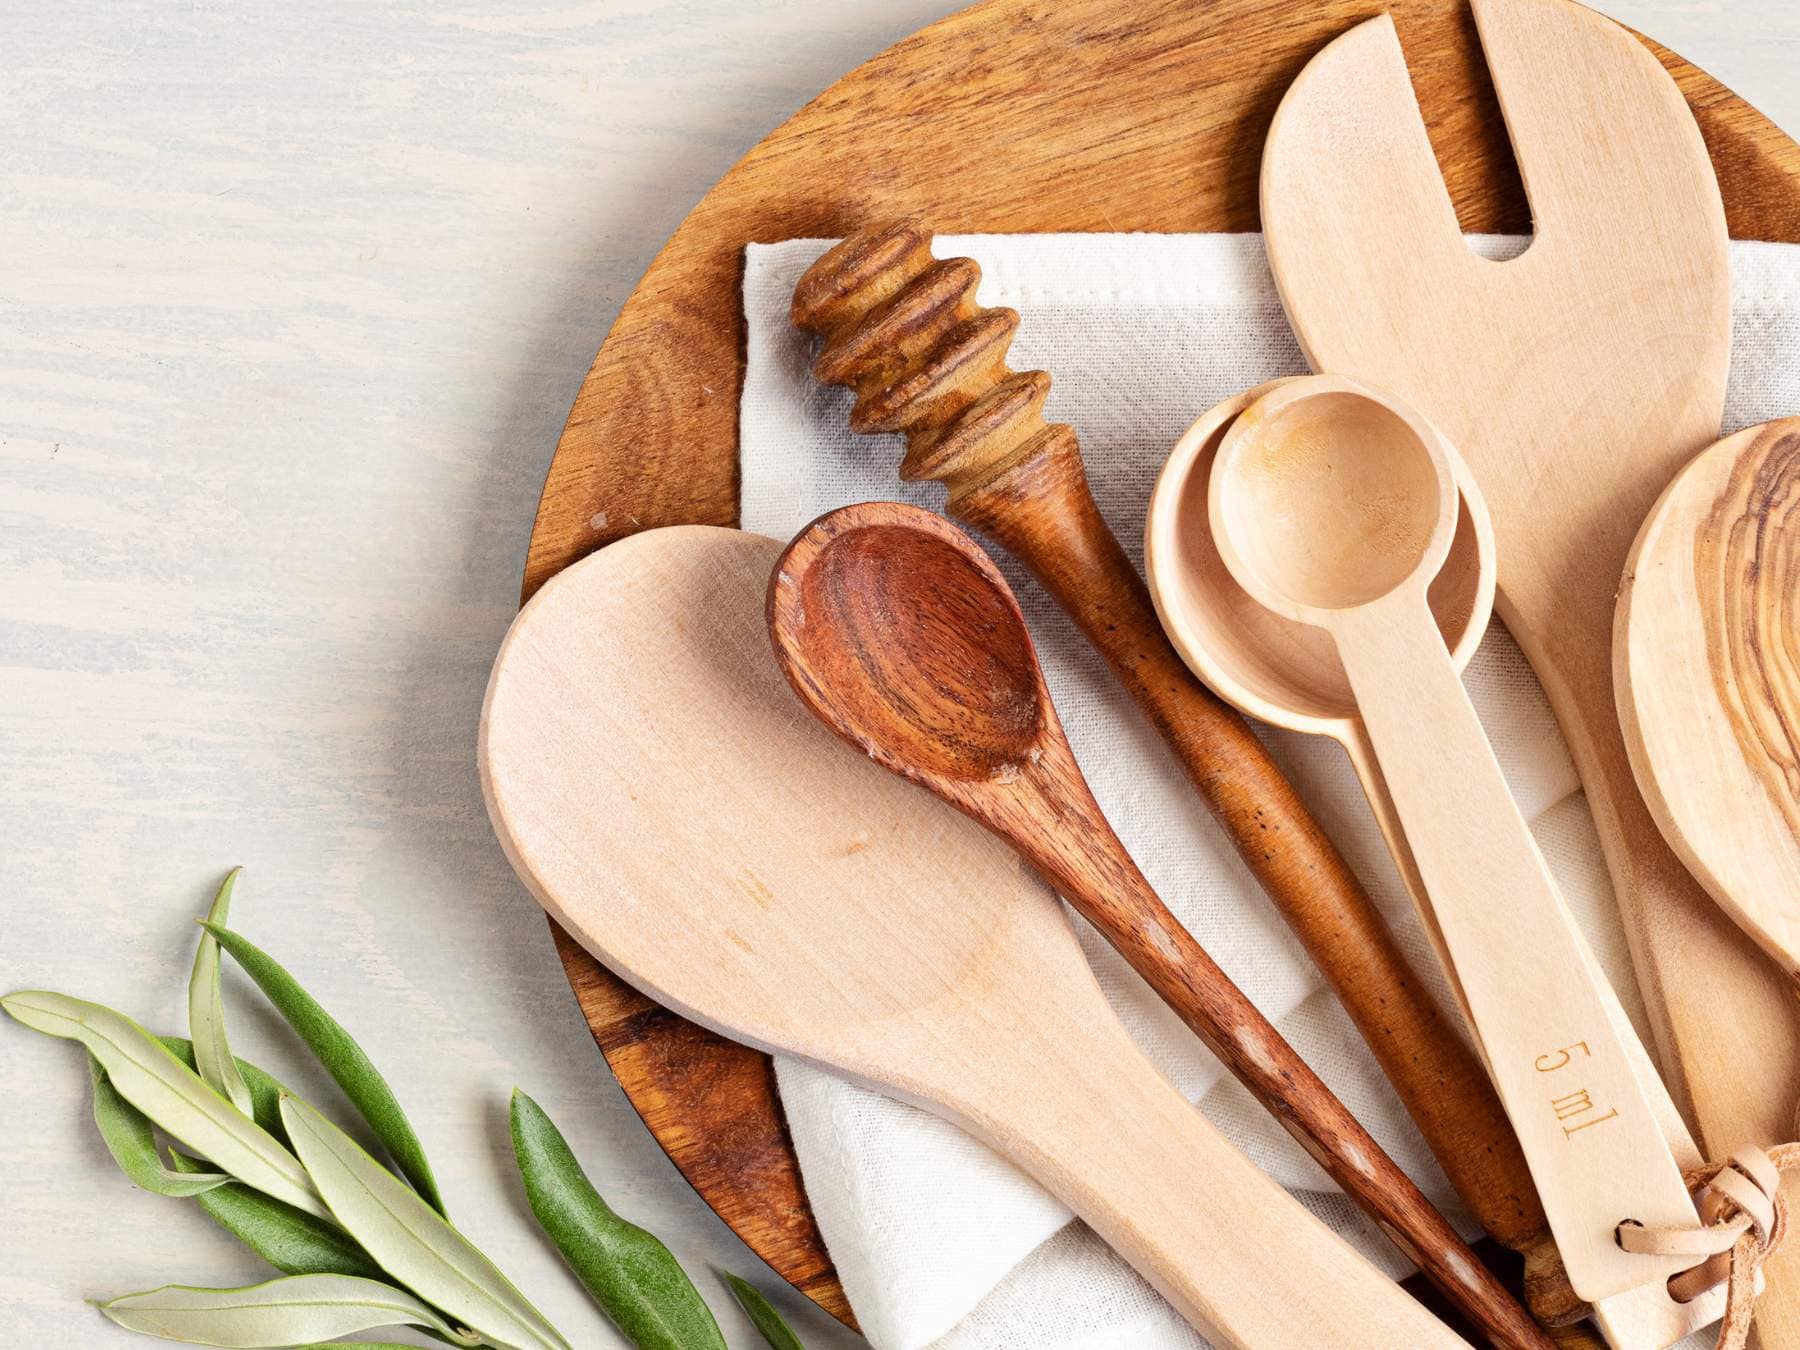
[1616,1141,1800,1350]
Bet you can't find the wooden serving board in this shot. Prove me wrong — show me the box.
[523,0,1800,1327]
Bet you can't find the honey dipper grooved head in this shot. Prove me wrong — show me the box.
[791,220,935,336]
[791,220,1079,504]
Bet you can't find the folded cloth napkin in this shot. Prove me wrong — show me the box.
[738,233,1800,1349]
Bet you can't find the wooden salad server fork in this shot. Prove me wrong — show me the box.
[480,524,1471,1349]
[1260,1,1788,1338]
[767,501,1549,1348]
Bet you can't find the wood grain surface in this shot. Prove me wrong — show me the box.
[1697,433,1800,849]
[523,0,1800,1330]
[1618,419,1800,979]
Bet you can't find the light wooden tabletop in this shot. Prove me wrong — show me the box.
[1,3,1794,1346]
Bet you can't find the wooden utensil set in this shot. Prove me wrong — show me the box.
[483,0,1800,1345]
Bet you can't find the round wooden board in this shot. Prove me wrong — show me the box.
[523,0,1800,1329]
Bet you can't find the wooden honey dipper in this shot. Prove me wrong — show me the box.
[791,220,1583,1331]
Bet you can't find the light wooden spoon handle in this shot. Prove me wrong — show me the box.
[943,1002,1467,1349]
[1332,591,1696,1302]
[1343,729,1745,1343]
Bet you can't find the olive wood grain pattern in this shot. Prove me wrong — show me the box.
[1618,419,1800,979]
[484,525,1472,1350]
[767,501,1548,1348]
[524,0,1800,1326]
[791,227,1581,1325]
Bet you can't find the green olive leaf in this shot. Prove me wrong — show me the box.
[201,920,445,1216]
[281,1094,569,1350]
[96,1272,479,1347]
[723,1274,805,1350]
[189,869,254,1117]
[168,1148,385,1282]
[157,1035,290,1143]
[88,1056,231,1197]
[2,991,326,1219]
[510,1089,725,1350]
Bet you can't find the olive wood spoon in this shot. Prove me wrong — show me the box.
[1617,418,1800,979]
[1207,377,1698,1304]
[482,525,1465,1349]
[767,499,1550,1349]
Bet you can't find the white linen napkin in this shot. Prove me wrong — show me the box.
[738,233,1800,1349]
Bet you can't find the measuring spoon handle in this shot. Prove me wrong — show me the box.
[1331,591,1695,1303]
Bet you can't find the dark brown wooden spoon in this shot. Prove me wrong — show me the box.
[767,500,1550,1350]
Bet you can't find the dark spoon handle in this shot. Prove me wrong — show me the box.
[1009,754,1553,1350]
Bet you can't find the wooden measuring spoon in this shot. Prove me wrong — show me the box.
[1618,418,1800,979]
[1205,376,1698,1305]
[1147,382,1569,1289]
[765,501,1547,1347]
[1150,384,1741,1345]
[480,525,1468,1349]
[1147,380,1495,1025]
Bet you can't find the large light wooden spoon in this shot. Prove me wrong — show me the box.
[766,501,1546,1347]
[480,524,1466,1349]
[1207,376,1698,1304]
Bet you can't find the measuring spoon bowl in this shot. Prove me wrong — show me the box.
[1209,375,1461,626]
[1147,378,1493,744]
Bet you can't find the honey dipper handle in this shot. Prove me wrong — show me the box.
[1003,748,1552,1349]
[954,439,1555,1248]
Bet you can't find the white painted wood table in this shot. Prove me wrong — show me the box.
[0,2,1794,1346]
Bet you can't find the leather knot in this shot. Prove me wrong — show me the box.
[1615,1142,1800,1350]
